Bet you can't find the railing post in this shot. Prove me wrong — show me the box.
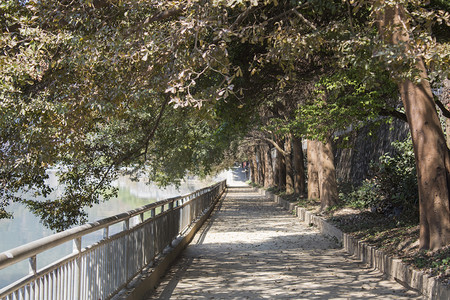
[123,219,130,230]
[123,219,130,280]
[73,237,82,300]
[103,226,109,239]
[27,256,37,298]
[28,256,37,275]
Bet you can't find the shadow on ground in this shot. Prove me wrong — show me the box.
[147,186,423,299]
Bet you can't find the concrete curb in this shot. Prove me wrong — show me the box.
[112,189,226,300]
[258,188,449,300]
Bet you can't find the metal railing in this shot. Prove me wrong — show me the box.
[0,180,226,300]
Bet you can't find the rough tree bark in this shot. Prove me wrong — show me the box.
[263,144,274,187]
[293,136,306,195]
[285,135,294,194]
[307,139,320,199]
[274,146,280,187]
[446,119,450,148]
[318,136,339,210]
[249,148,257,184]
[379,4,450,250]
[277,137,286,189]
[257,146,265,186]
[443,79,450,148]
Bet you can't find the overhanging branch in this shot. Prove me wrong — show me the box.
[144,8,182,24]
[246,137,288,157]
[435,99,450,118]
[143,95,170,160]
[379,108,408,123]
[262,137,287,157]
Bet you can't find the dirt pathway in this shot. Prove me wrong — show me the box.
[147,186,424,299]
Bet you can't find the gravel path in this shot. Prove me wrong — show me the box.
[147,185,424,299]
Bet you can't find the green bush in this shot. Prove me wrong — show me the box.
[340,179,382,210]
[371,137,418,216]
[340,136,419,218]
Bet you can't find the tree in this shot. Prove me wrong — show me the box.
[376,1,450,250]
[223,0,449,248]
[307,139,320,200]
[317,136,339,210]
[0,0,253,230]
[1,0,449,251]
[292,136,306,195]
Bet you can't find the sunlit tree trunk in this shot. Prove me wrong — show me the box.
[293,136,306,195]
[274,146,280,187]
[444,80,450,148]
[446,119,450,148]
[318,136,339,210]
[263,144,274,187]
[255,146,261,185]
[380,4,450,250]
[257,146,264,185]
[249,148,257,183]
[285,135,294,194]
[307,139,320,199]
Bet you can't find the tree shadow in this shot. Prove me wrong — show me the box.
[148,187,423,300]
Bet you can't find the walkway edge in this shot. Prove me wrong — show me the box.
[112,189,226,300]
[257,188,449,300]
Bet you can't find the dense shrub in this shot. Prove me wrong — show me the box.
[340,136,419,218]
[372,137,418,215]
[339,178,381,210]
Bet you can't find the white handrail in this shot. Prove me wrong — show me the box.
[0,180,226,300]
[0,196,179,270]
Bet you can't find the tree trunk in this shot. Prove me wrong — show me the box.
[285,135,294,194]
[274,146,280,187]
[443,79,450,148]
[249,149,257,184]
[278,138,286,189]
[380,4,450,250]
[257,146,264,185]
[318,136,339,210]
[400,68,450,250]
[293,136,306,195]
[307,139,320,199]
[446,119,450,149]
[263,144,274,187]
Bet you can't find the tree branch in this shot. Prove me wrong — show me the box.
[379,108,408,123]
[435,99,450,118]
[143,95,170,160]
[262,4,310,26]
[260,137,287,157]
[144,8,182,24]
[292,9,317,31]
[231,7,257,30]
[346,0,355,34]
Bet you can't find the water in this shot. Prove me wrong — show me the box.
[0,172,224,289]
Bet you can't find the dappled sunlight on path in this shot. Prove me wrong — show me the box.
[147,186,424,299]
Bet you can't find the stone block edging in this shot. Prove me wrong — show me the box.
[258,188,449,300]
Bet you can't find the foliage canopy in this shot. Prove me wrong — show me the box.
[0,0,449,232]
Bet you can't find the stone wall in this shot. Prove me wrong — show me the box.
[334,118,410,185]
